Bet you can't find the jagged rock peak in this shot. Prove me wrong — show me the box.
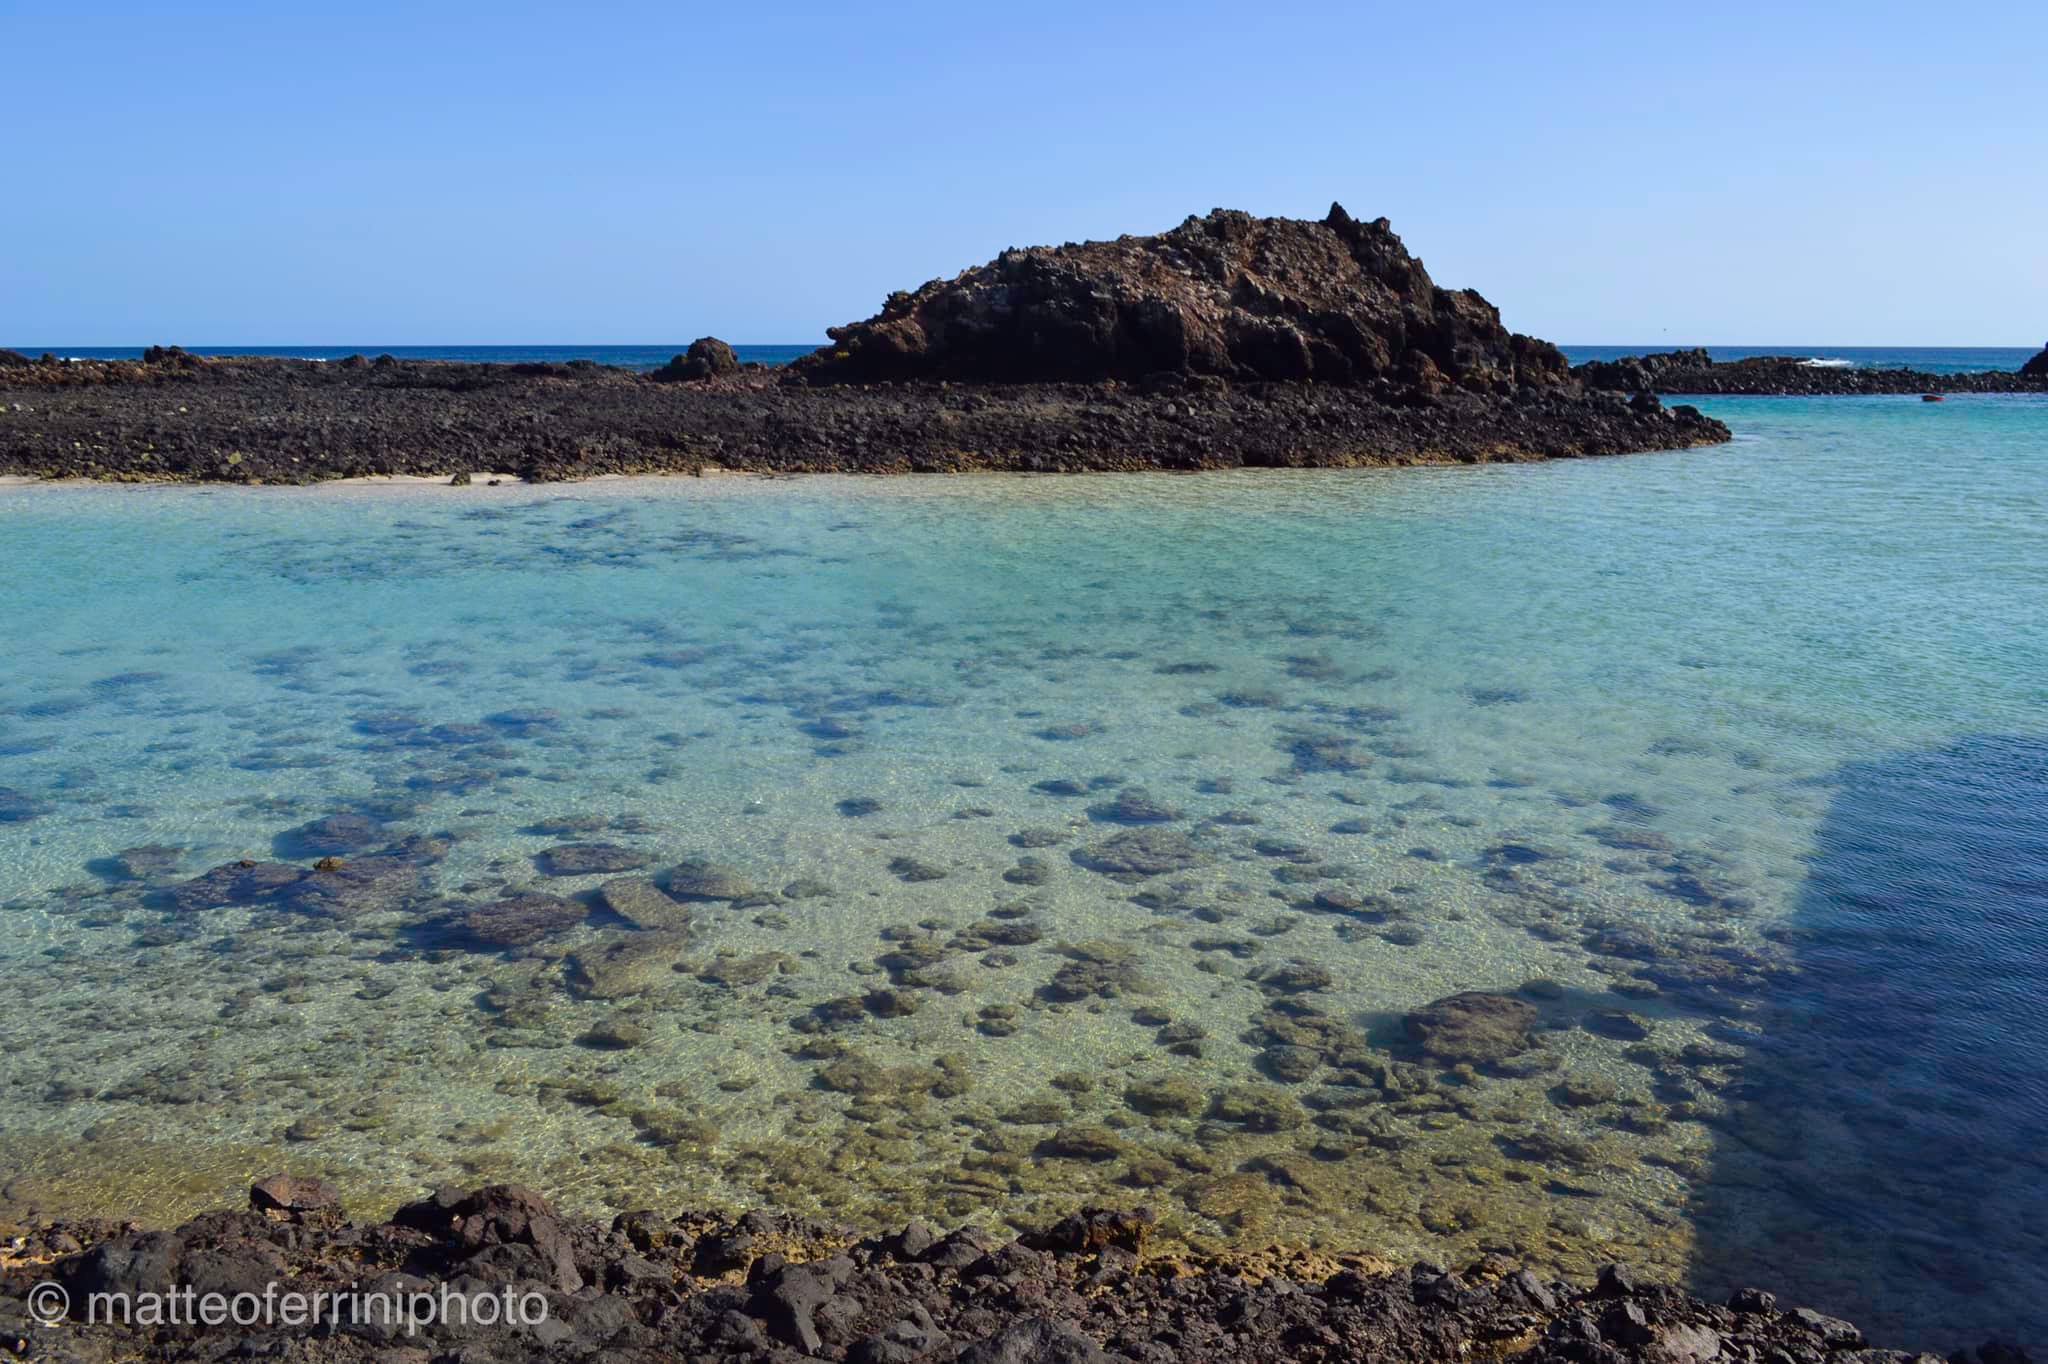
[797,203,1569,389]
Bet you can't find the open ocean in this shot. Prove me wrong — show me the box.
[9,344,2040,375]
[1,377,2044,1350]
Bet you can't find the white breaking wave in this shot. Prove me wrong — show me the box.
[1801,357,1856,368]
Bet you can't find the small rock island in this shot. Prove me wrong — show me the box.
[0,205,1729,483]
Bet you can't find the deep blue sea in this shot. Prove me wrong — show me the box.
[2,387,2044,1349]
[7,344,816,370]
[8,343,2040,375]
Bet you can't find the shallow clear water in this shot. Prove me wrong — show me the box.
[2,393,2044,1349]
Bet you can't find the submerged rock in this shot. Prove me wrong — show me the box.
[596,876,694,933]
[164,837,446,920]
[1308,886,1398,921]
[662,858,759,901]
[1124,1076,1205,1117]
[1285,732,1375,774]
[1252,960,1334,994]
[568,931,691,999]
[1043,954,1152,1002]
[456,893,587,948]
[1404,990,1540,1066]
[104,844,185,881]
[0,786,47,822]
[1259,1044,1323,1083]
[248,1174,341,1218]
[1037,1125,1128,1161]
[1085,787,1183,824]
[535,842,649,876]
[1585,1008,1652,1041]
[1208,1083,1308,1132]
[277,836,447,919]
[168,859,306,912]
[887,856,948,883]
[699,951,793,987]
[1073,828,1207,878]
[276,812,383,857]
[1004,855,1052,885]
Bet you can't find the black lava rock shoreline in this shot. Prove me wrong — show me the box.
[3,194,2041,484]
[1573,348,2048,396]
[1,1179,2023,1364]
[0,351,1726,485]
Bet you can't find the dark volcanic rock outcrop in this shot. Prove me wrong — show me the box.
[0,355,1728,482]
[798,204,1569,389]
[651,336,742,382]
[0,1179,2006,1363]
[1576,347,2048,395]
[0,204,1737,481]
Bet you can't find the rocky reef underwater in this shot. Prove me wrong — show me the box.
[4,456,2046,1354]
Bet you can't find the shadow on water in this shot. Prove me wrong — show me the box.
[1688,734,2048,1352]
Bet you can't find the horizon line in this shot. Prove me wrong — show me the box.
[10,340,2041,351]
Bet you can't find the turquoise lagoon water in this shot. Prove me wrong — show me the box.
[1,394,2044,1349]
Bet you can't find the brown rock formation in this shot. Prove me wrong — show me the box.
[797,204,1569,390]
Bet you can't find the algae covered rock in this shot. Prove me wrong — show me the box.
[596,876,694,933]
[698,951,793,987]
[887,856,949,883]
[1125,1076,1205,1118]
[1074,828,1207,878]
[535,843,649,876]
[1038,1125,1128,1161]
[567,931,691,999]
[1404,990,1540,1066]
[1252,960,1334,995]
[1042,941,1153,1001]
[1086,787,1183,824]
[458,892,587,948]
[168,859,307,913]
[1259,1044,1323,1083]
[1208,1084,1308,1132]
[662,858,759,902]
[278,812,384,857]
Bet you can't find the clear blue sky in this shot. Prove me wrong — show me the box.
[5,1,2043,346]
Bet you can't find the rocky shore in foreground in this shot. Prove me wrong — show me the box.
[0,205,1732,483]
[1572,348,2048,396]
[2,1179,2021,1364]
[0,354,1725,484]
